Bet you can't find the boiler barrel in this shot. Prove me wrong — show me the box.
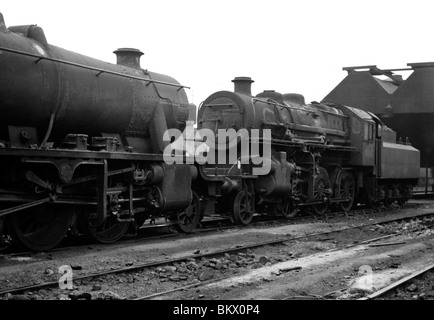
[0,14,190,144]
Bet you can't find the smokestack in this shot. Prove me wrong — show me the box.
[232,77,254,95]
[113,48,144,69]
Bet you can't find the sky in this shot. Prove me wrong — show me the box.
[1,0,433,107]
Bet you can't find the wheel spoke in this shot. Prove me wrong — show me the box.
[311,167,330,215]
[79,210,129,244]
[338,171,355,212]
[232,190,253,225]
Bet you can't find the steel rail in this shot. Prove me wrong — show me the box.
[1,208,433,298]
[359,263,434,300]
[135,267,305,301]
[136,214,434,300]
[0,201,412,257]
[0,201,423,258]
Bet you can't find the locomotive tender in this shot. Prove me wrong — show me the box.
[195,77,420,224]
[0,13,198,251]
[323,64,434,192]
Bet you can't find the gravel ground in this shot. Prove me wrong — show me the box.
[378,269,434,300]
[154,219,434,300]
[1,200,434,300]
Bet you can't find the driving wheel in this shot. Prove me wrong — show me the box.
[311,167,330,215]
[338,170,355,212]
[232,190,254,225]
[6,204,74,251]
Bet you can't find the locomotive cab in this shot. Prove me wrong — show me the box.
[328,104,420,205]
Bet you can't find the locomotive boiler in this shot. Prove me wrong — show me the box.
[194,77,420,224]
[0,13,198,251]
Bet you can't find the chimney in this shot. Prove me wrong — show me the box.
[113,48,144,69]
[232,77,254,95]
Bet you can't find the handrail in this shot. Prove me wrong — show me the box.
[0,47,190,90]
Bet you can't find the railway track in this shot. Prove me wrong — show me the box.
[0,214,287,256]
[0,201,421,258]
[138,213,434,301]
[135,231,395,301]
[1,206,433,299]
[0,214,308,258]
[359,264,434,300]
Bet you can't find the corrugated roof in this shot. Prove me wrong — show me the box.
[374,78,398,94]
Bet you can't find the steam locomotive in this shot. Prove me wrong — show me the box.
[0,13,198,251]
[194,77,420,224]
[0,13,421,251]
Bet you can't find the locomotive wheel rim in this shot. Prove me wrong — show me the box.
[6,205,73,252]
[175,192,201,233]
[233,190,254,225]
[281,199,298,219]
[339,172,355,212]
[311,167,329,215]
[78,211,129,244]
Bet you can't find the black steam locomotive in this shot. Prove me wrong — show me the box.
[0,13,198,251]
[194,78,420,225]
[0,13,421,251]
